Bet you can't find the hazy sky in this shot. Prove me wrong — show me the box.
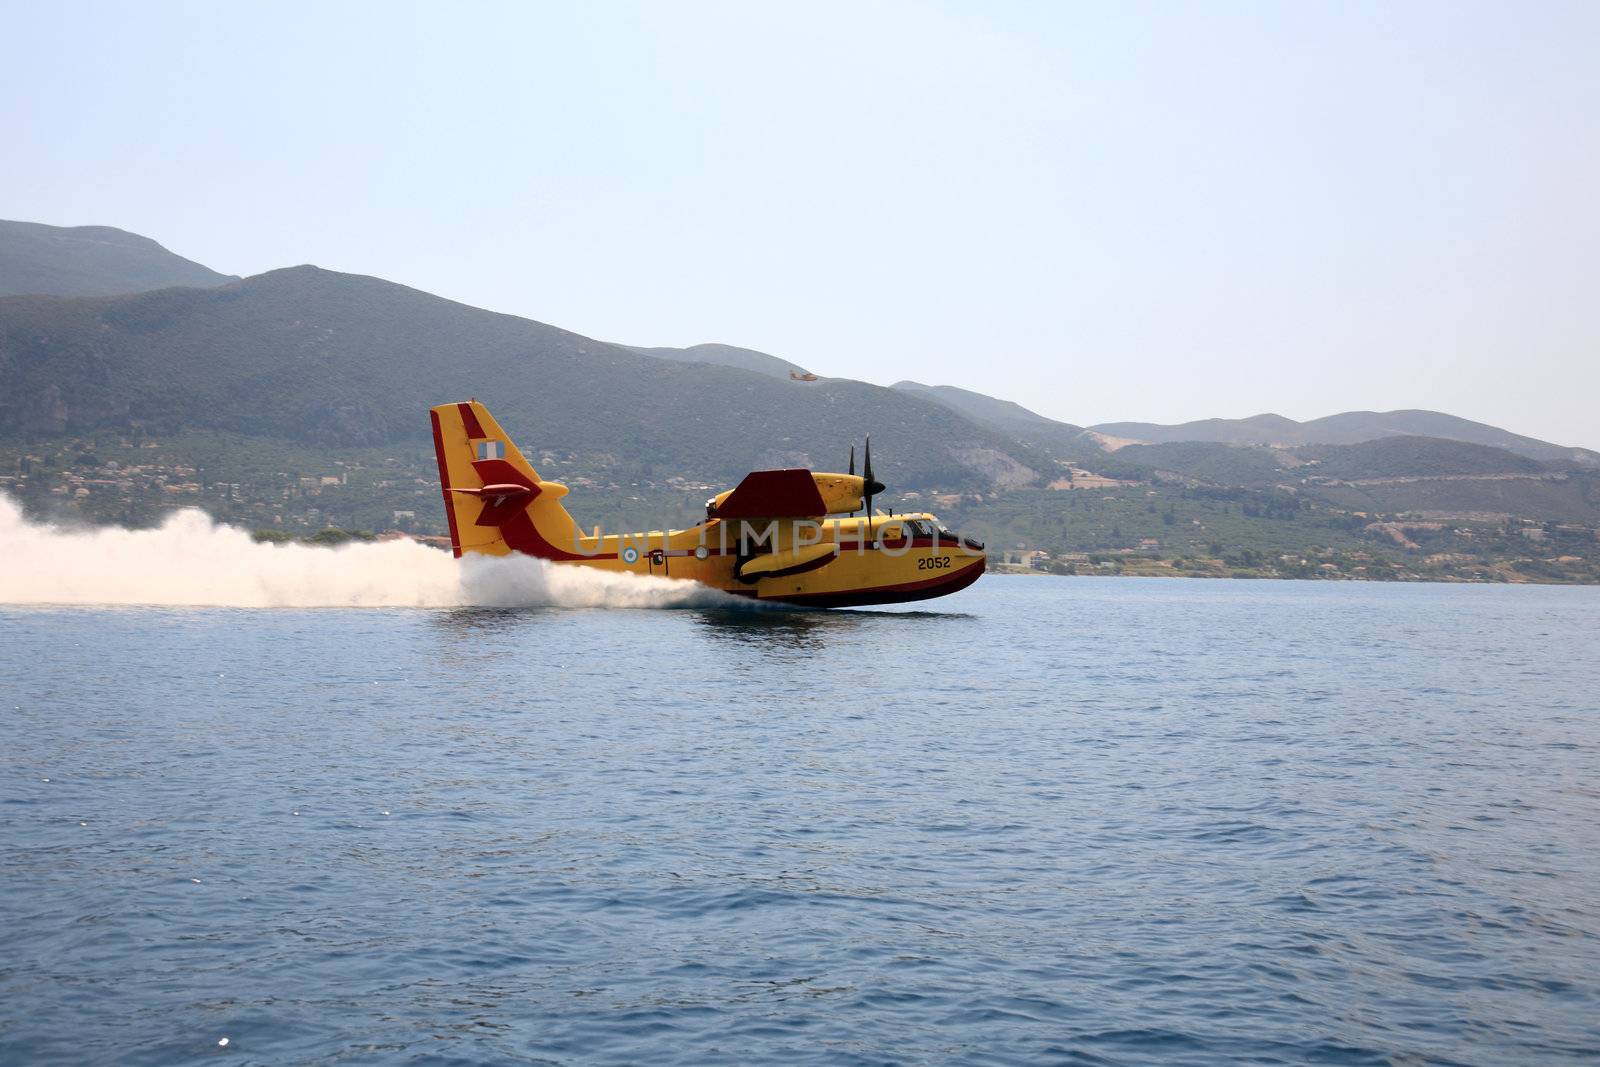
[5,1,1597,446]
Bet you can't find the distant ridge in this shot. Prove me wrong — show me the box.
[893,381,1091,458]
[625,342,809,380]
[1093,434,1552,487]
[893,381,1060,427]
[1093,410,1600,467]
[0,219,236,297]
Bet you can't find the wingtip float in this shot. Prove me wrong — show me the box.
[429,400,986,608]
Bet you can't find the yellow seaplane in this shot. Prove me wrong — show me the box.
[429,400,986,607]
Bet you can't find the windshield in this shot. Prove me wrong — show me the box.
[923,515,983,550]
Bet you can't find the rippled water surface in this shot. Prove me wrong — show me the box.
[4,576,1599,1065]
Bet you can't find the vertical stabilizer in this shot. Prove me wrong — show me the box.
[428,401,582,559]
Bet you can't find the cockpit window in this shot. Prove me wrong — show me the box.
[905,519,932,538]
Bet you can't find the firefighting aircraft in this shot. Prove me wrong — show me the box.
[430,400,985,607]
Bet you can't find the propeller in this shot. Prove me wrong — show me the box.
[847,446,856,514]
[845,440,885,519]
[862,435,886,521]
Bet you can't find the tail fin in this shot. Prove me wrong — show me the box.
[428,400,583,559]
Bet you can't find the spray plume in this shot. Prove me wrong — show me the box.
[0,496,742,610]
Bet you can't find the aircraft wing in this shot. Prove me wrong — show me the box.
[708,468,827,520]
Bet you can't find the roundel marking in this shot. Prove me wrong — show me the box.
[621,546,640,564]
[694,546,709,560]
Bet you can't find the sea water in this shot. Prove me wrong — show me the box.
[2,576,1598,1064]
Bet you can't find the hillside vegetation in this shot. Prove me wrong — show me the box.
[1298,436,1547,480]
[1092,442,1290,486]
[0,266,1050,491]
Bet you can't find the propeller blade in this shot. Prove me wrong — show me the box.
[848,444,855,477]
[863,436,877,520]
[863,438,885,497]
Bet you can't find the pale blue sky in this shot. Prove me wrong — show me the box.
[5,1,1597,446]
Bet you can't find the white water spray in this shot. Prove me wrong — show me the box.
[0,496,742,609]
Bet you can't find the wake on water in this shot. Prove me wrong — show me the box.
[0,496,744,610]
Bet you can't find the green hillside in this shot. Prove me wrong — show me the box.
[0,219,236,297]
[1090,441,1291,486]
[0,266,1050,492]
[1302,470,1600,524]
[1081,435,1549,488]
[1297,435,1546,480]
[935,482,1600,584]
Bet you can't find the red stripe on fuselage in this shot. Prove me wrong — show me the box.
[500,511,593,561]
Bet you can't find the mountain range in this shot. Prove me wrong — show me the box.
[0,257,1047,491]
[3,217,1597,550]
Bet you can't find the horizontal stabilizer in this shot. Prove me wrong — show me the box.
[450,483,540,526]
[450,483,537,499]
